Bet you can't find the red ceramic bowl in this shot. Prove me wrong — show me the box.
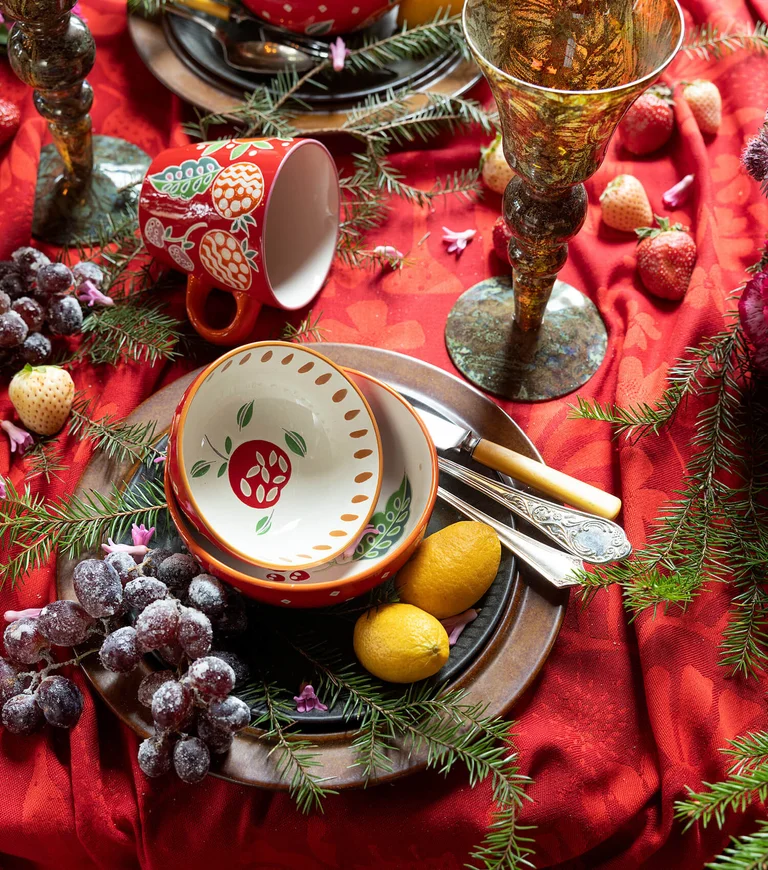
[242,0,395,35]
[165,369,438,608]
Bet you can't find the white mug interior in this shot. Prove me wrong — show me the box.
[263,141,340,309]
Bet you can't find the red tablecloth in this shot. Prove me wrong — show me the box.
[1,0,768,866]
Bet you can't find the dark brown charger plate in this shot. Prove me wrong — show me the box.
[56,345,568,789]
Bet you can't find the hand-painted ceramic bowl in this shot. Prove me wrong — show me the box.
[241,0,395,35]
[167,342,383,572]
[165,369,438,607]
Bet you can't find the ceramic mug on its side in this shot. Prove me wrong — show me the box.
[139,137,339,345]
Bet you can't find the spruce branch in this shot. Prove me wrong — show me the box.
[281,310,326,344]
[66,394,163,465]
[723,732,768,776]
[249,680,337,813]
[675,764,768,830]
[706,819,768,870]
[683,21,768,60]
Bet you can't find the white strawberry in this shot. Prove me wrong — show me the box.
[9,364,75,435]
[481,133,515,194]
[682,80,722,136]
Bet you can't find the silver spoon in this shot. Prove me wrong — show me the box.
[167,4,317,73]
[439,457,632,564]
[437,487,583,590]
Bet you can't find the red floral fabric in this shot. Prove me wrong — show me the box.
[1,0,768,866]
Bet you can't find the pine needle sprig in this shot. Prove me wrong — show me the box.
[722,732,768,776]
[24,439,68,484]
[281,310,326,344]
[674,764,768,831]
[67,394,162,464]
[248,680,337,813]
[683,21,768,61]
[706,818,768,870]
[0,478,167,587]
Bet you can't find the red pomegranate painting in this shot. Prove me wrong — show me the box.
[228,439,291,509]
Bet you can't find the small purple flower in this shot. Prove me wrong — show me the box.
[662,174,695,209]
[1,420,34,455]
[4,607,43,623]
[101,539,149,559]
[442,227,476,256]
[739,268,768,372]
[153,454,166,464]
[0,477,5,499]
[743,130,768,182]
[131,523,155,548]
[439,608,479,646]
[339,524,377,561]
[294,684,328,713]
[76,280,114,307]
[329,36,349,72]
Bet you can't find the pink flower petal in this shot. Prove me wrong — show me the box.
[131,523,155,548]
[293,684,328,713]
[1,420,34,455]
[739,268,768,372]
[101,539,148,559]
[439,608,479,646]
[4,608,43,623]
[662,174,695,209]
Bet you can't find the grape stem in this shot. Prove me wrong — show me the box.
[19,646,101,691]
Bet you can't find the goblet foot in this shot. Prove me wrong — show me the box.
[32,135,151,245]
[445,276,607,402]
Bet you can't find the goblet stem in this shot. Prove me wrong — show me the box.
[503,177,588,332]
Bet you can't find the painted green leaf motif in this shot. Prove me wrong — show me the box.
[217,463,228,478]
[237,401,254,430]
[284,430,307,457]
[191,460,212,478]
[250,140,275,150]
[230,142,251,159]
[225,436,232,454]
[255,512,273,535]
[201,140,229,157]
[354,473,411,561]
[148,157,220,200]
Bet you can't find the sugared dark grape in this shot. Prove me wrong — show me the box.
[138,735,172,777]
[0,273,25,301]
[72,261,104,288]
[46,295,82,336]
[157,553,200,593]
[12,297,44,331]
[3,617,49,664]
[177,607,212,660]
[0,311,28,348]
[73,559,123,618]
[99,627,141,674]
[12,247,50,283]
[210,649,250,688]
[0,290,9,314]
[124,577,167,612]
[197,715,234,754]
[140,548,175,577]
[187,574,226,617]
[173,736,210,783]
[2,693,44,735]
[35,262,72,297]
[185,656,235,701]
[104,551,138,584]
[138,671,175,708]
[0,260,17,280]
[36,675,83,728]
[38,600,94,646]
[20,332,51,365]
[158,641,185,667]
[207,696,250,732]
[151,679,191,730]
[214,594,248,638]
[135,599,179,652]
[0,657,26,705]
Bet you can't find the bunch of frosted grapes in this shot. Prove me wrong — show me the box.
[0,248,103,371]
[0,599,96,734]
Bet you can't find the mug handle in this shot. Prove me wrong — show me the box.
[186,274,262,346]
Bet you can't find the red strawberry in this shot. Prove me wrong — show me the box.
[0,99,20,148]
[635,216,697,301]
[682,80,721,136]
[618,86,674,155]
[492,216,512,263]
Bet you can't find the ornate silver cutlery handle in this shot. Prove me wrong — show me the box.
[437,487,583,589]
[439,457,632,564]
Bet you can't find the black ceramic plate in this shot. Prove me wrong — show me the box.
[164,9,462,109]
[120,425,516,733]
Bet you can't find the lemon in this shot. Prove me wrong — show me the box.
[396,521,501,619]
[353,604,449,683]
[397,0,464,29]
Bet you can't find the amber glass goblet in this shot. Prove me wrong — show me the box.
[445,0,684,401]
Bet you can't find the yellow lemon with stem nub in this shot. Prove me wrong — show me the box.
[353,604,450,683]
[396,521,501,619]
